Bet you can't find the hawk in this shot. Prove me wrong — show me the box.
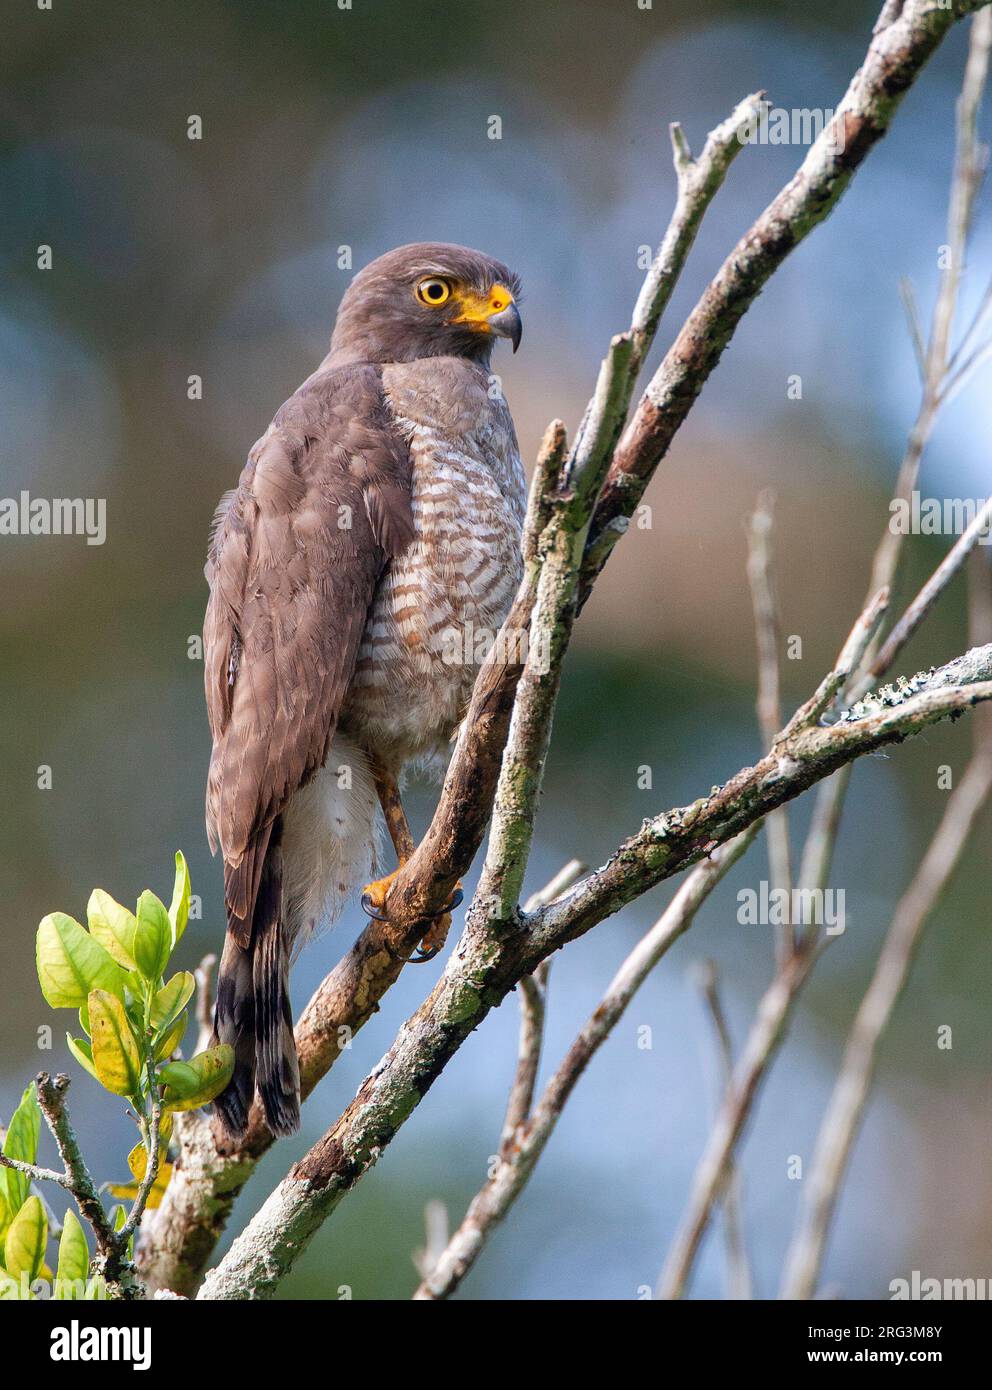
[204,243,525,1138]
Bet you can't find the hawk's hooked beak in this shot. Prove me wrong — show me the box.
[488,301,522,353]
[452,283,522,352]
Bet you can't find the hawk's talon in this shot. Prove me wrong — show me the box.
[360,891,390,922]
[410,944,441,964]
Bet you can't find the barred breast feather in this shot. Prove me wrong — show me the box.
[340,356,525,769]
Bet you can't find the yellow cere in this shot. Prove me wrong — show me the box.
[450,282,515,330]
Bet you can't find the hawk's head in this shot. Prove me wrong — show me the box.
[329,242,522,367]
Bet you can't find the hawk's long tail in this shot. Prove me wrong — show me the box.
[211,737,380,1140]
[213,825,301,1139]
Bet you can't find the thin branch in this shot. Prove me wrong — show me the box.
[898,276,927,382]
[779,753,992,1300]
[693,960,753,1300]
[0,1152,72,1191]
[795,0,992,913]
[119,1059,163,1247]
[34,1072,117,1258]
[626,91,768,390]
[499,861,583,1153]
[779,546,992,1300]
[747,494,794,961]
[856,494,992,696]
[658,946,817,1299]
[583,0,989,600]
[411,828,760,1302]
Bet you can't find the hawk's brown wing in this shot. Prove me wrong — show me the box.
[204,363,413,946]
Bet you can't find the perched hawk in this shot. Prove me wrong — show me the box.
[204,243,525,1137]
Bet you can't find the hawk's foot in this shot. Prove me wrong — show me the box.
[360,868,401,922]
[411,885,463,963]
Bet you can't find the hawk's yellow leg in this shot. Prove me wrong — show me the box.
[360,768,462,961]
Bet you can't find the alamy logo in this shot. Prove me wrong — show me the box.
[889,492,992,543]
[0,490,107,545]
[440,620,550,674]
[890,1271,991,1300]
[737,106,844,152]
[737,881,846,935]
[50,1320,151,1369]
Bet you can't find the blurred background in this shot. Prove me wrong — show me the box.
[2,0,990,1300]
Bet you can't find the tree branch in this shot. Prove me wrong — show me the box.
[581,0,989,598]
[196,643,992,1299]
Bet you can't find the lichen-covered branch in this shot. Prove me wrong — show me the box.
[33,1073,118,1261]
[196,647,992,1299]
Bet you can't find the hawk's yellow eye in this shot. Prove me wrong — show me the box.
[416,277,451,307]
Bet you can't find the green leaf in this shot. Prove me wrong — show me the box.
[4,1195,47,1281]
[153,1010,188,1062]
[0,1083,41,1214]
[54,1210,89,1299]
[150,972,195,1032]
[88,990,142,1097]
[65,1035,100,1083]
[133,891,172,985]
[36,913,126,1009]
[160,1045,234,1112]
[86,890,139,970]
[168,852,191,945]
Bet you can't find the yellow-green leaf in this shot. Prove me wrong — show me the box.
[36,913,126,1008]
[160,1044,234,1112]
[86,890,139,970]
[66,1035,100,1083]
[151,972,195,1032]
[53,1210,89,1299]
[88,990,142,1097]
[126,1140,168,1183]
[153,1010,187,1062]
[4,1195,47,1281]
[168,852,191,945]
[107,1161,172,1210]
[133,891,172,984]
[0,1083,40,1214]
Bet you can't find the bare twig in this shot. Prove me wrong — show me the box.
[747,494,794,962]
[796,0,992,918]
[119,1060,163,1247]
[658,946,817,1299]
[33,1073,117,1259]
[693,961,753,1300]
[779,753,992,1299]
[412,828,760,1302]
[499,861,583,1153]
[583,0,989,600]
[779,547,992,1299]
[855,495,992,697]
